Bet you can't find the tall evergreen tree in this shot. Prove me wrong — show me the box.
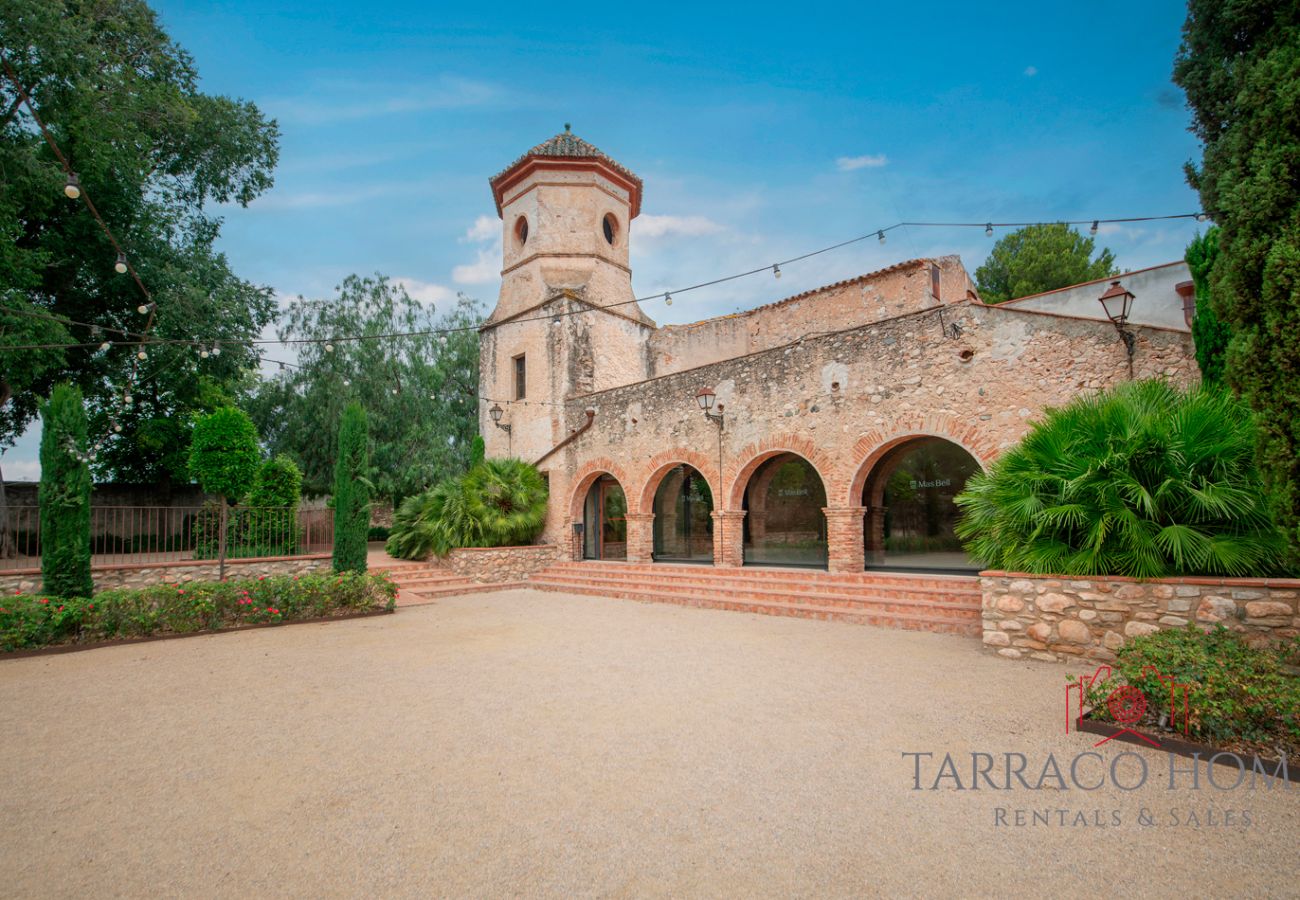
[1174,0,1300,560]
[38,384,92,597]
[1187,228,1229,384]
[332,401,370,574]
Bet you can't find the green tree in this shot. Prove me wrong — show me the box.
[386,458,548,560]
[248,455,302,508]
[1174,0,1300,560]
[954,380,1285,578]
[974,223,1117,304]
[249,276,480,501]
[1187,228,1229,384]
[0,0,278,484]
[243,454,302,556]
[188,407,260,505]
[38,384,92,597]
[333,402,370,573]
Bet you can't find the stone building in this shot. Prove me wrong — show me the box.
[478,129,1198,575]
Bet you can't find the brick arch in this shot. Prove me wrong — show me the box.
[727,434,838,510]
[844,413,999,507]
[568,458,633,522]
[633,449,720,516]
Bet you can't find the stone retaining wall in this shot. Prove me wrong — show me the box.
[445,545,562,583]
[981,571,1300,663]
[0,555,331,595]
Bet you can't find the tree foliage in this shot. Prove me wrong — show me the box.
[954,380,1286,578]
[1187,228,1229,384]
[247,455,302,509]
[1174,0,1300,560]
[0,0,278,483]
[38,384,92,598]
[386,458,548,560]
[249,275,480,501]
[188,407,260,503]
[974,223,1117,304]
[332,401,370,574]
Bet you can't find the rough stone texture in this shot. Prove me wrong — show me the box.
[0,555,330,596]
[981,572,1300,662]
[474,135,1198,574]
[444,545,562,583]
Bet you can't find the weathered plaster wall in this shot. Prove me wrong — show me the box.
[537,300,1196,570]
[981,572,1300,663]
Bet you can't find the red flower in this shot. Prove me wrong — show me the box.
[56,605,64,612]
[39,598,49,605]
[178,589,186,595]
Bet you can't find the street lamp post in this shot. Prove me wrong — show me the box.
[1098,280,1137,378]
[489,402,512,456]
[696,387,726,564]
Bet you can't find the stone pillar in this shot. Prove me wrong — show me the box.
[624,513,655,563]
[864,504,887,566]
[823,506,867,573]
[712,510,746,568]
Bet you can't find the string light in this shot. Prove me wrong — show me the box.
[136,349,147,360]
[63,172,80,199]
[99,340,111,352]
[985,223,994,237]
[1196,213,1208,222]
[136,301,155,315]
[665,292,672,306]
[877,230,886,245]
[114,252,128,274]
[1090,220,1099,235]
[199,348,209,358]
[772,264,781,279]
[324,342,334,353]
[210,344,221,357]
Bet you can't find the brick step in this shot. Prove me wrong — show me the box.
[545,561,979,591]
[527,574,979,619]
[534,565,980,603]
[390,574,468,588]
[527,581,980,636]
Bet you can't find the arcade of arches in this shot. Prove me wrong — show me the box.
[575,438,984,572]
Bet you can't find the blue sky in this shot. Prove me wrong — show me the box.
[4,0,1205,477]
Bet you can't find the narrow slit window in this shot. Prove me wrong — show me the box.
[513,354,526,400]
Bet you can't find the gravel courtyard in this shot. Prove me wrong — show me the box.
[2,588,1296,898]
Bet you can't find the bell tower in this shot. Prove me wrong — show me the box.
[479,127,654,462]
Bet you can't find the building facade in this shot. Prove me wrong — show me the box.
[478,131,1199,574]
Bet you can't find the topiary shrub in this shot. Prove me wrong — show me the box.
[189,407,260,505]
[955,380,1286,578]
[332,401,370,573]
[38,384,92,598]
[385,458,548,560]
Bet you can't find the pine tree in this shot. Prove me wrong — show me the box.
[332,401,370,573]
[39,384,93,598]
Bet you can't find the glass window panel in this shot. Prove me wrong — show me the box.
[743,454,827,568]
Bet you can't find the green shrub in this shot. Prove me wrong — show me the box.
[955,380,1286,577]
[386,458,548,560]
[189,407,261,504]
[244,455,303,554]
[248,455,303,508]
[332,401,370,573]
[1085,626,1299,757]
[367,525,391,541]
[0,572,396,652]
[39,383,93,598]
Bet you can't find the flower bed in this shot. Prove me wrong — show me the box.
[1,572,396,653]
[1082,625,1300,761]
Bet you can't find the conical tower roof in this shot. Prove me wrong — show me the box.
[489,125,642,217]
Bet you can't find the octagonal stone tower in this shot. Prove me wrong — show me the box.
[479,127,655,463]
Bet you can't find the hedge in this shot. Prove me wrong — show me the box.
[0,572,396,652]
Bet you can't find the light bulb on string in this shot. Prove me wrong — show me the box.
[200,348,209,359]
[772,264,781,280]
[113,422,123,433]
[1090,220,1099,236]
[1196,213,1208,222]
[64,173,81,199]
[99,341,111,352]
[985,223,994,237]
[211,344,221,357]
[136,348,147,360]
[137,301,155,315]
[877,230,886,245]
[324,342,334,353]
[115,252,128,274]
[665,292,672,306]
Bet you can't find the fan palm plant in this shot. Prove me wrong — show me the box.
[385,458,548,559]
[955,380,1286,578]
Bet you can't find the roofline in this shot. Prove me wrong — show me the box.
[981,300,1191,334]
[489,158,643,218]
[998,260,1188,307]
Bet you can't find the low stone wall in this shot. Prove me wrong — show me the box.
[445,545,562,583]
[0,555,331,595]
[981,571,1300,663]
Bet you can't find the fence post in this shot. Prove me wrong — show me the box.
[218,502,228,582]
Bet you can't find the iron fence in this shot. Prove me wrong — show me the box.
[0,504,333,572]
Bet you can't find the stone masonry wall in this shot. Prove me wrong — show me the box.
[981,572,1300,663]
[445,545,562,583]
[0,555,331,595]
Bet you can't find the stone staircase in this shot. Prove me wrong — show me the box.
[527,560,982,636]
[378,562,523,607]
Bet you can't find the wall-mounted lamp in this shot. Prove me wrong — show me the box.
[489,402,512,454]
[696,387,724,427]
[1098,280,1137,376]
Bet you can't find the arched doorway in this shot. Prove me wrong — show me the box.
[862,437,981,572]
[742,453,827,568]
[652,464,714,563]
[582,474,627,560]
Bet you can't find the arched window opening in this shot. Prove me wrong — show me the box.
[652,465,713,563]
[742,453,827,568]
[582,475,626,560]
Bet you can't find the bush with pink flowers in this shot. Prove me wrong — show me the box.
[0,571,396,652]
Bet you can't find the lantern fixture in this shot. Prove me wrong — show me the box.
[1097,280,1138,375]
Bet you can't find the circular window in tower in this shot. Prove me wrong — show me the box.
[602,213,618,246]
[515,216,529,246]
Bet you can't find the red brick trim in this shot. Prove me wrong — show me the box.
[633,449,721,515]
[844,416,999,505]
[568,458,634,522]
[726,434,837,510]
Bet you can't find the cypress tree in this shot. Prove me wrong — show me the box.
[39,384,93,598]
[1187,228,1229,384]
[333,401,370,573]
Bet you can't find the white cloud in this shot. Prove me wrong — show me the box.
[634,214,725,239]
[452,249,499,285]
[835,154,889,172]
[1,459,40,480]
[1024,66,1038,77]
[394,277,456,304]
[463,215,498,243]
